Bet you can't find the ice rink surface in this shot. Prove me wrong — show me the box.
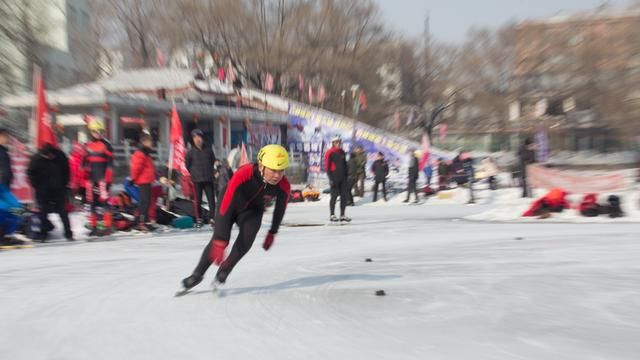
[1,201,639,360]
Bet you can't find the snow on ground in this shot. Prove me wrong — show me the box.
[2,198,640,360]
[467,187,640,223]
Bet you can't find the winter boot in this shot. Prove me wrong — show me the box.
[182,273,203,290]
[135,223,151,232]
[330,214,339,222]
[215,268,230,285]
[340,215,352,223]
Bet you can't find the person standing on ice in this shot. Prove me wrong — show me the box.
[324,136,351,222]
[27,143,73,241]
[180,144,291,291]
[404,149,420,203]
[460,150,476,204]
[518,138,536,198]
[185,129,216,228]
[371,152,389,202]
[83,118,114,237]
[186,129,217,228]
[130,133,156,232]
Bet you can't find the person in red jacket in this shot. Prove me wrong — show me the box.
[83,118,114,236]
[179,144,291,293]
[130,133,156,232]
[324,136,351,222]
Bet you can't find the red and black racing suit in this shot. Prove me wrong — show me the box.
[192,163,290,283]
[83,137,114,230]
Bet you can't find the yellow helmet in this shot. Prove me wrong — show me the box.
[87,117,105,132]
[257,144,289,170]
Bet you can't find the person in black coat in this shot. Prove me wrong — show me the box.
[461,151,475,204]
[404,150,420,203]
[518,138,536,198]
[0,128,12,189]
[371,152,389,202]
[27,143,73,241]
[324,136,351,222]
[186,129,217,227]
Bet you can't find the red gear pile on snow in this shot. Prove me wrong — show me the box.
[522,188,571,217]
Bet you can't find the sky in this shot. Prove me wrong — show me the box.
[375,0,632,43]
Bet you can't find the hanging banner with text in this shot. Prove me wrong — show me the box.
[528,165,626,194]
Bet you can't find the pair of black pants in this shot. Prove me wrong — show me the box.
[38,196,71,237]
[193,209,263,283]
[406,179,418,201]
[194,182,215,221]
[373,180,387,201]
[521,168,530,198]
[330,180,349,216]
[138,183,151,223]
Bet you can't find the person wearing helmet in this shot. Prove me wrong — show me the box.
[185,129,217,228]
[179,144,291,293]
[324,135,351,222]
[83,117,114,236]
[404,149,421,204]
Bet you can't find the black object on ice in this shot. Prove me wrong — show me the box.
[515,237,524,240]
[365,258,373,262]
[375,290,386,296]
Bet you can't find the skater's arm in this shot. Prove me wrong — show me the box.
[219,164,253,216]
[270,177,291,234]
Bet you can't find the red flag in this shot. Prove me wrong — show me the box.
[308,85,314,104]
[169,105,188,175]
[9,135,33,202]
[156,47,165,67]
[358,90,368,111]
[318,85,326,103]
[239,143,249,167]
[265,73,274,92]
[34,69,58,149]
[419,133,431,171]
[218,67,225,82]
[226,60,236,83]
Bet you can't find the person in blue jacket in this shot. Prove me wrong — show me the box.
[0,185,24,246]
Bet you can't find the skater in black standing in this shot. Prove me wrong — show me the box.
[27,143,73,241]
[461,150,476,204]
[518,138,536,198]
[186,129,216,228]
[324,136,351,222]
[180,145,291,292]
[404,149,420,203]
[371,152,389,202]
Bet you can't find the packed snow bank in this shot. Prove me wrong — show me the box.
[467,187,640,223]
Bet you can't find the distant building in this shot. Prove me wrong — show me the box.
[0,0,93,95]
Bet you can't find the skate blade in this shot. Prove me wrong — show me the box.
[174,289,192,297]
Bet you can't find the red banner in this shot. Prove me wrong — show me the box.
[9,136,33,202]
[528,165,626,194]
[35,69,58,149]
[169,105,188,175]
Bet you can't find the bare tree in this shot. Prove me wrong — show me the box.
[0,0,49,95]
